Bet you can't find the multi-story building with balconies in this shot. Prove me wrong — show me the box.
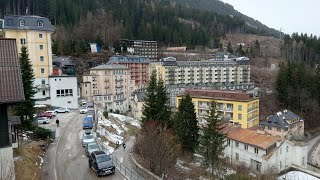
[120,39,158,60]
[1,15,55,100]
[81,64,130,113]
[176,89,259,128]
[108,55,150,91]
[150,56,254,107]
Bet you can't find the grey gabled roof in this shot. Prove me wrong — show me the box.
[260,110,302,129]
[0,38,25,103]
[4,15,55,32]
[90,64,128,70]
[109,55,150,64]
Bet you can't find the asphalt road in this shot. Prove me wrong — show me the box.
[41,111,124,180]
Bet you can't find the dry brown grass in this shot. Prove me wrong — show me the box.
[14,141,45,180]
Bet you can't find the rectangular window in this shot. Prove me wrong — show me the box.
[235,153,239,160]
[244,144,248,150]
[277,128,281,132]
[65,89,69,96]
[238,114,242,120]
[268,127,272,130]
[56,90,61,97]
[40,68,45,74]
[20,38,26,45]
[38,21,44,27]
[40,56,44,61]
[42,90,45,96]
[39,33,43,38]
[238,105,242,111]
[235,142,239,147]
[286,146,289,152]
[69,89,73,96]
[227,139,230,146]
[254,148,259,154]
[61,89,65,96]
[41,80,45,85]
[39,45,44,50]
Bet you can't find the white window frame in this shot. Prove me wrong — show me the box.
[19,20,25,26]
[20,38,26,45]
[38,20,44,27]
[39,33,43,38]
[40,56,44,62]
[39,45,44,50]
[40,68,45,74]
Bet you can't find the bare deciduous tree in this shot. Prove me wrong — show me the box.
[134,121,182,177]
[75,10,120,48]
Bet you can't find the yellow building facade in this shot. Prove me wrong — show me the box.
[176,89,259,129]
[2,15,55,100]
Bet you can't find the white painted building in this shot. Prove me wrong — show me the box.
[48,76,78,109]
[223,125,308,173]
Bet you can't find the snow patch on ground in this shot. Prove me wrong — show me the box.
[175,159,190,172]
[109,113,141,127]
[277,171,320,180]
[38,156,44,167]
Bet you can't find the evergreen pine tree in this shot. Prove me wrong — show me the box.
[142,70,158,123]
[227,42,233,54]
[174,94,199,152]
[315,66,320,106]
[199,100,226,174]
[155,78,172,126]
[15,47,36,130]
[275,62,289,106]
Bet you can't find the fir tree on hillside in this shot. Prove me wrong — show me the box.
[199,100,226,175]
[142,70,158,123]
[227,42,233,54]
[173,94,199,152]
[142,70,172,126]
[14,47,36,130]
[155,78,172,126]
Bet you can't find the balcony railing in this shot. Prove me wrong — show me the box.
[115,85,123,88]
[115,79,123,82]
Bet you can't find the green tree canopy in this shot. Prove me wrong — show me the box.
[173,94,199,152]
[15,47,36,130]
[199,100,226,175]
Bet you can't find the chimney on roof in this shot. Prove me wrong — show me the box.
[283,109,288,113]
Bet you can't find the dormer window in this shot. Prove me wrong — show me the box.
[19,20,25,26]
[38,20,43,27]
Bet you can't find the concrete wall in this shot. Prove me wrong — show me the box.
[131,153,161,180]
[49,76,78,109]
[0,147,15,180]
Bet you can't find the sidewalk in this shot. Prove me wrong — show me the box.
[112,136,138,173]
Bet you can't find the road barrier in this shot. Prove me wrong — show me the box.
[95,137,144,180]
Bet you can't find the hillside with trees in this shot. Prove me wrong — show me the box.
[1,0,283,55]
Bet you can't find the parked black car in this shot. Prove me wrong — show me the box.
[89,151,115,176]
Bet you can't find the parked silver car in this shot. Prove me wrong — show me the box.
[82,134,94,147]
[54,107,70,113]
[37,117,50,124]
[85,142,100,157]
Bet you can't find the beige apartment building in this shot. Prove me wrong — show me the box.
[82,64,130,113]
[149,56,250,86]
[1,15,55,100]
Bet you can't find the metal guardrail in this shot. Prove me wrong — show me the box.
[95,137,144,180]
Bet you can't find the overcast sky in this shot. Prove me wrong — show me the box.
[221,0,319,36]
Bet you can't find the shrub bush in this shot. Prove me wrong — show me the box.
[103,111,108,118]
[33,127,51,140]
[115,109,120,114]
[109,109,113,113]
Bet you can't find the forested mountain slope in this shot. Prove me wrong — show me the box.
[1,0,281,54]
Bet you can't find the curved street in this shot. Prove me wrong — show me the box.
[41,111,124,180]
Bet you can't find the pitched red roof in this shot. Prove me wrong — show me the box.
[223,124,280,149]
[0,38,25,103]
